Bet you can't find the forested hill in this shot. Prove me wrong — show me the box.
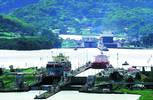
[1,0,153,36]
[0,15,36,35]
[3,0,152,36]
[0,0,39,13]
[0,15,61,50]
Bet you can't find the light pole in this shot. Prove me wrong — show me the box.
[147,54,152,69]
[117,53,119,68]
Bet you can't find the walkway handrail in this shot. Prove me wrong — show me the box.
[71,62,92,76]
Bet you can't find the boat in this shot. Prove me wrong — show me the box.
[102,46,109,51]
[122,61,129,65]
[41,53,71,85]
[46,53,71,77]
[74,47,78,50]
[91,54,109,69]
[97,45,109,51]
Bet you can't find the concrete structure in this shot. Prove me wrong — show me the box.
[82,36,98,48]
[99,32,118,48]
[60,34,118,48]
[59,35,99,48]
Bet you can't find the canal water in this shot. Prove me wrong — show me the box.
[1,48,151,100]
[0,48,153,70]
[0,90,140,100]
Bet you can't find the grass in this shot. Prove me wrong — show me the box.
[22,67,37,73]
[0,75,15,89]
[117,89,153,100]
[0,68,37,90]
[0,74,36,89]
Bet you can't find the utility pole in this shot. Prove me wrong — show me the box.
[117,53,119,68]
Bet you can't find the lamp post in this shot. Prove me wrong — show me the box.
[117,53,119,68]
[147,54,152,69]
[73,48,78,69]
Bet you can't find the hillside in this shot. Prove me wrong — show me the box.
[0,0,39,13]
[0,0,153,38]
[0,15,61,50]
[0,15,36,35]
[2,0,151,37]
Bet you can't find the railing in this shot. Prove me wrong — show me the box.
[71,62,92,76]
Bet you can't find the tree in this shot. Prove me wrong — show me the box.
[149,67,153,81]
[0,80,4,88]
[0,68,3,76]
[135,72,141,81]
[142,66,145,74]
[9,65,15,72]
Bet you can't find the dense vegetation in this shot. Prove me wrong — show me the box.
[0,15,61,50]
[0,67,38,90]
[0,15,36,35]
[1,0,153,48]
[0,0,40,13]
[0,0,151,36]
[142,34,153,48]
